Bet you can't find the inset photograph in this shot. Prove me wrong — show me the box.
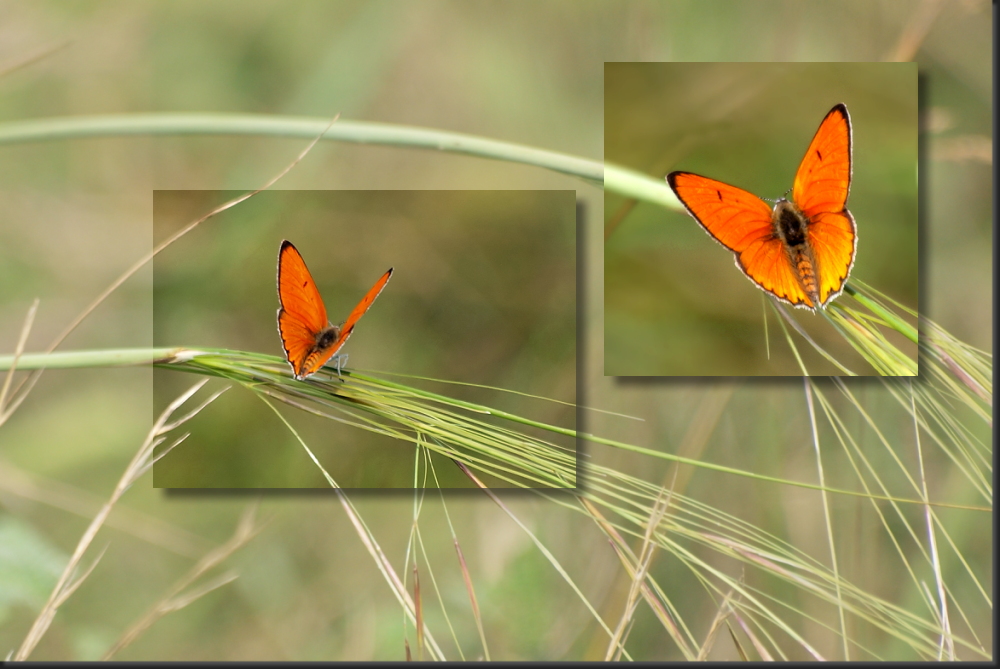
[152,190,577,488]
[605,62,918,376]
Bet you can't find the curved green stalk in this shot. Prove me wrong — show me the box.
[0,113,603,184]
[603,161,682,209]
[0,348,184,370]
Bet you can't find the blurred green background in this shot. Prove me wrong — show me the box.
[0,0,991,661]
[605,62,919,375]
[151,190,576,487]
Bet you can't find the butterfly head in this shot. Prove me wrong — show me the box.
[771,200,808,247]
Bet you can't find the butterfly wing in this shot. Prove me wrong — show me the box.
[323,267,394,357]
[294,266,393,379]
[792,104,857,305]
[667,171,813,307]
[808,210,857,305]
[277,240,329,377]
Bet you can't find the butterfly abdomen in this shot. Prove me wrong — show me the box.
[290,325,341,378]
[792,249,819,305]
[773,200,821,307]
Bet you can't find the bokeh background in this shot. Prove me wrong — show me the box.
[152,189,576,488]
[0,0,991,661]
[605,62,919,376]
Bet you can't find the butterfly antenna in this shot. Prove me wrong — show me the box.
[763,188,793,205]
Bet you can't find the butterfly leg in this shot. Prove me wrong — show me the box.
[330,353,349,378]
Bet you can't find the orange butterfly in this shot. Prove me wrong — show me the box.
[277,240,392,379]
[667,104,857,310]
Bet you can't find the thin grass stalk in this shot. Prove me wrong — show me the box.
[774,302,856,375]
[457,461,634,661]
[699,596,738,660]
[264,396,448,659]
[400,476,466,660]
[429,463,491,660]
[0,458,211,558]
[588,468,936,659]
[0,40,71,77]
[581,495,696,658]
[604,489,671,660]
[0,299,38,425]
[729,606,776,661]
[803,380,849,659]
[910,380,954,660]
[565,461,982,658]
[101,505,263,660]
[14,380,223,660]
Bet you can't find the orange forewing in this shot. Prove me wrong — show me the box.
[277,240,392,379]
[667,104,857,310]
[793,105,852,218]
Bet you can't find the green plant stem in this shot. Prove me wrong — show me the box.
[603,161,682,209]
[0,113,603,183]
[0,114,691,206]
[0,348,183,370]
[843,285,919,344]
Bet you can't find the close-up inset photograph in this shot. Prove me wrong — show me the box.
[605,62,919,376]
